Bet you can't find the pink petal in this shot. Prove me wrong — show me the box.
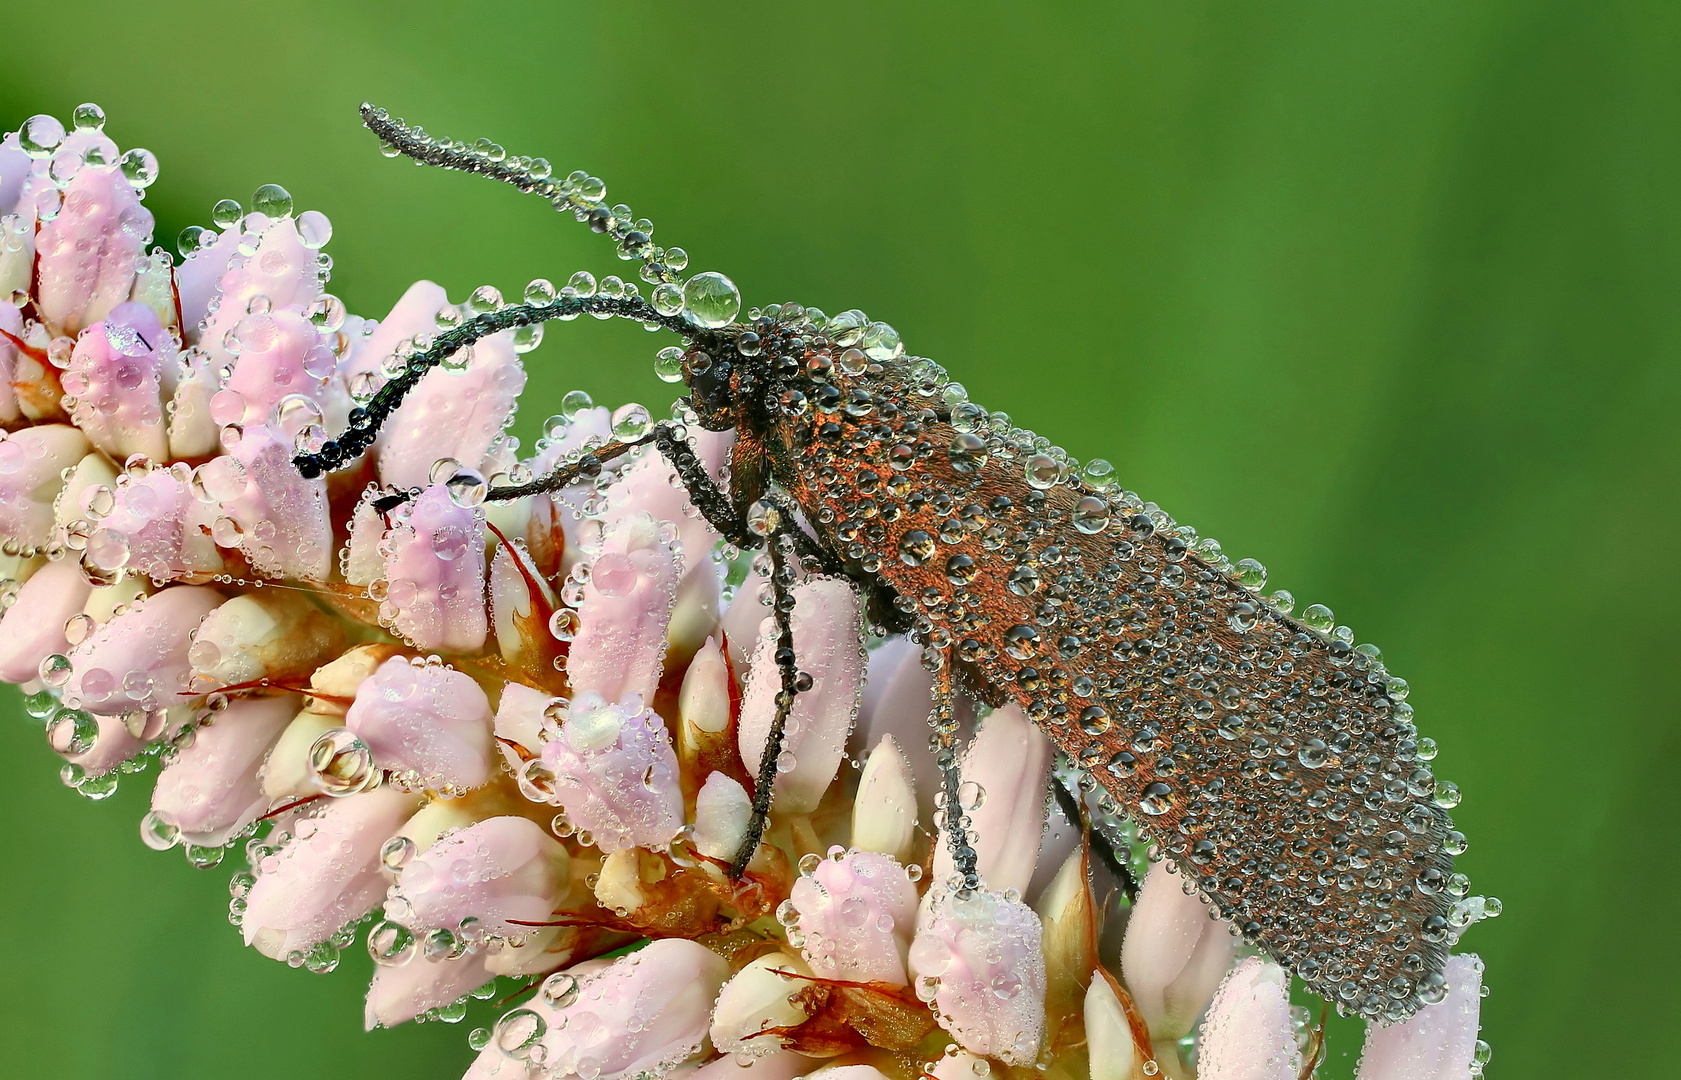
[61,303,170,461]
[1356,954,1485,1080]
[198,422,332,580]
[387,815,569,940]
[340,279,447,387]
[366,949,493,1030]
[1121,860,1238,1040]
[0,557,91,682]
[198,215,324,367]
[377,325,524,491]
[908,888,1047,1065]
[0,424,91,549]
[379,484,488,653]
[469,939,728,1080]
[344,655,494,791]
[63,584,221,714]
[1197,957,1300,1080]
[540,691,683,852]
[175,226,242,341]
[82,465,221,581]
[34,164,153,335]
[690,1048,815,1080]
[151,692,298,846]
[790,847,918,985]
[242,787,421,959]
[567,510,682,705]
[738,578,865,815]
[212,308,343,429]
[932,703,1051,896]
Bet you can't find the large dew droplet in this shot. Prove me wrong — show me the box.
[682,272,741,329]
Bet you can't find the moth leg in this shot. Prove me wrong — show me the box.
[728,524,805,878]
[485,431,658,501]
[927,648,981,891]
[1053,768,1139,903]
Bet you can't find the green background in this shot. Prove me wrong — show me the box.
[2,1,1676,1077]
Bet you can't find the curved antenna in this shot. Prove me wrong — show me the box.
[360,104,685,286]
[292,293,711,479]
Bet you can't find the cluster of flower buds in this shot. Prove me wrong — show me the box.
[0,105,1490,1080]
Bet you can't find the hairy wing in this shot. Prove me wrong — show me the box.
[768,364,1458,1023]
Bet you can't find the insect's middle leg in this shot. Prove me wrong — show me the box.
[728,523,804,878]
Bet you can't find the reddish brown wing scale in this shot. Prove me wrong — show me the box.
[764,355,1457,1023]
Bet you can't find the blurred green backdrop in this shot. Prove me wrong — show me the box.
[2,1,1676,1077]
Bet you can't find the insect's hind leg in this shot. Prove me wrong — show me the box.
[926,649,981,892]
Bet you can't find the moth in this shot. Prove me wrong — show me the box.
[297,104,1464,1025]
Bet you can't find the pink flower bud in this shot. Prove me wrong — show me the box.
[567,510,682,705]
[541,691,683,852]
[0,132,29,217]
[693,771,752,863]
[151,692,298,846]
[851,735,919,863]
[84,466,221,581]
[51,706,162,777]
[0,424,91,549]
[198,216,324,366]
[241,787,421,959]
[932,704,1051,896]
[34,164,153,335]
[468,938,729,1080]
[738,578,865,815]
[0,302,24,423]
[1356,954,1485,1080]
[175,226,241,340]
[213,308,341,429]
[61,303,170,461]
[380,484,488,653]
[908,888,1047,1065]
[710,951,817,1057]
[386,815,569,940]
[0,557,91,682]
[601,451,724,604]
[365,949,494,1030]
[790,848,918,985]
[489,539,554,667]
[1196,957,1300,1080]
[376,327,524,491]
[64,584,221,714]
[164,348,222,460]
[197,422,332,580]
[1121,861,1238,1040]
[814,1068,890,1080]
[690,1048,815,1080]
[188,591,345,687]
[1084,974,1140,1080]
[493,681,551,757]
[852,636,942,819]
[338,279,444,392]
[344,655,494,791]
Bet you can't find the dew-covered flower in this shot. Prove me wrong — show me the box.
[0,103,1498,1080]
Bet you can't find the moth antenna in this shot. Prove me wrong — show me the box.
[360,103,686,286]
[291,294,714,479]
